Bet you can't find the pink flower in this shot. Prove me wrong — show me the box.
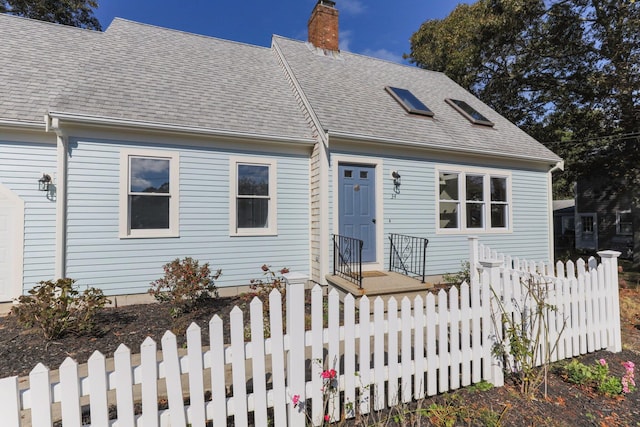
[623,361,635,371]
[321,369,337,379]
[292,394,300,406]
[324,414,330,421]
[599,358,607,366]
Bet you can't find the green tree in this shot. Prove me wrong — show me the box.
[0,0,101,30]
[407,0,640,264]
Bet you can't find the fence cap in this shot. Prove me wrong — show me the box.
[283,271,309,284]
[597,250,621,259]
[478,259,503,268]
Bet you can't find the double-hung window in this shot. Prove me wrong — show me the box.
[437,168,511,232]
[230,157,277,236]
[120,149,179,238]
[616,210,632,235]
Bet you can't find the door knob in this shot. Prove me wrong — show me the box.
[372,218,376,224]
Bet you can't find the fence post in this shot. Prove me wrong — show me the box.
[479,259,504,387]
[468,236,479,285]
[0,376,21,427]
[284,272,309,427]
[597,250,622,353]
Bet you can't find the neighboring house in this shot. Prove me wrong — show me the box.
[0,1,562,301]
[575,175,633,258]
[553,199,576,254]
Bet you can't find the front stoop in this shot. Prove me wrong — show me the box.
[326,271,444,304]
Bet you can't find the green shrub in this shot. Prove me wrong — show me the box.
[11,278,110,340]
[149,257,221,317]
[442,260,471,285]
[239,264,289,338]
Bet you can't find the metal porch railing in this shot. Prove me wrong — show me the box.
[389,233,429,283]
[332,234,363,288]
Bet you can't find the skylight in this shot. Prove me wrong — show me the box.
[445,98,494,127]
[385,86,434,117]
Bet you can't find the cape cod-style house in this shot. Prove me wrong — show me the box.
[0,1,562,301]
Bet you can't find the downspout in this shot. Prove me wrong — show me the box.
[45,114,68,279]
[547,160,565,263]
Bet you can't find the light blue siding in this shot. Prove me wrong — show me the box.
[330,149,552,275]
[65,138,310,295]
[0,140,57,291]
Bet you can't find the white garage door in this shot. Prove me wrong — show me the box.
[0,185,23,302]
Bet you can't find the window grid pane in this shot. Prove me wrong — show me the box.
[237,163,271,229]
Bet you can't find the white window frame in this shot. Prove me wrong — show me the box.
[436,166,512,234]
[119,148,180,239]
[616,209,632,236]
[229,156,277,236]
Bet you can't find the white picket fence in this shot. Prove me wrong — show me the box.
[0,247,622,426]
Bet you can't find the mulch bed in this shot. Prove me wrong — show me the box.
[1,292,640,426]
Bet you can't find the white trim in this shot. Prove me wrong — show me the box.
[229,156,278,237]
[0,183,24,301]
[119,148,180,239]
[47,111,315,145]
[55,133,67,279]
[435,164,513,235]
[331,155,384,271]
[328,130,561,165]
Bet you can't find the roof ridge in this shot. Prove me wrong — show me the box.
[0,13,103,35]
[107,17,271,50]
[271,34,447,76]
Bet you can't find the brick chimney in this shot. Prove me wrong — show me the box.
[308,0,339,51]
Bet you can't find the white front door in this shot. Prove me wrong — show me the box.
[0,185,24,301]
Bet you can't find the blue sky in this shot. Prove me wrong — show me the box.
[94,0,472,63]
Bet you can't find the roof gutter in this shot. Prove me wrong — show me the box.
[0,119,46,131]
[328,130,562,165]
[547,159,565,263]
[46,111,316,146]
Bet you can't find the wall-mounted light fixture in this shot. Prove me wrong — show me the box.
[391,170,401,194]
[38,173,52,192]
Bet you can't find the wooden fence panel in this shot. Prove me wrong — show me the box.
[387,297,399,406]
[140,337,160,427]
[449,286,460,391]
[250,298,268,425]
[229,307,248,425]
[401,297,412,404]
[470,281,482,384]
[88,351,109,427]
[343,294,356,418]
[286,279,306,427]
[358,296,371,414]
[425,293,437,396]
[373,297,385,411]
[413,295,426,399]
[114,344,135,426]
[0,248,624,427]
[268,289,287,427]
[161,332,187,427]
[59,358,82,427]
[328,289,341,422]
[186,323,206,427]
[460,283,471,387]
[437,290,448,393]
[311,285,324,425]
[30,363,52,426]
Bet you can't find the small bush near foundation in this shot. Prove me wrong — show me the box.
[11,278,110,340]
[149,257,221,317]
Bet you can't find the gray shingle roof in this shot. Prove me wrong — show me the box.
[0,14,560,163]
[0,14,102,125]
[273,36,561,163]
[0,16,313,141]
